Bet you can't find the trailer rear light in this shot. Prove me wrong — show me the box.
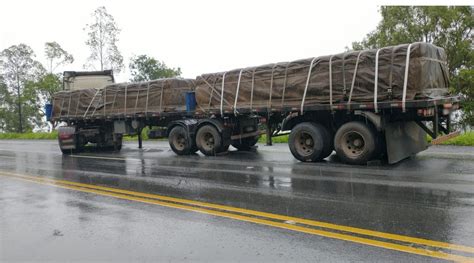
[59,133,73,140]
[390,103,401,107]
[443,103,452,109]
[417,108,435,117]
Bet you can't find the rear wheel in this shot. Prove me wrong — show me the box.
[289,122,326,162]
[231,136,259,151]
[319,125,334,159]
[169,126,194,155]
[113,134,123,151]
[334,121,377,165]
[196,125,223,156]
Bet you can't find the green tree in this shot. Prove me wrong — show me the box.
[0,44,45,132]
[25,73,62,131]
[352,6,473,126]
[129,55,181,82]
[84,6,123,73]
[44,42,74,73]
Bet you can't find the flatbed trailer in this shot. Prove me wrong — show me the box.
[53,92,460,164]
[52,42,461,165]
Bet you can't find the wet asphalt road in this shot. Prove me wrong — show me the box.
[0,140,474,262]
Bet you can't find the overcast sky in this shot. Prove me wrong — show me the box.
[1,0,384,82]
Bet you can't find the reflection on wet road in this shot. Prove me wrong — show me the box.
[1,140,474,262]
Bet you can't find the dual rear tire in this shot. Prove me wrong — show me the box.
[333,122,377,165]
[168,124,226,156]
[289,121,378,165]
[168,126,197,155]
[289,122,333,162]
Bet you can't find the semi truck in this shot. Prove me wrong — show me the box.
[51,43,460,165]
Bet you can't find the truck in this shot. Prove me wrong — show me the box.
[50,42,460,165]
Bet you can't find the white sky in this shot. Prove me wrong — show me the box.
[1,0,457,82]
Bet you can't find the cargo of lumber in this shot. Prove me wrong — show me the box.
[52,78,195,119]
[195,42,449,113]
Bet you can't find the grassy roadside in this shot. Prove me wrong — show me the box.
[0,131,58,140]
[1,131,473,146]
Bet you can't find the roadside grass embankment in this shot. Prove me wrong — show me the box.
[1,131,473,146]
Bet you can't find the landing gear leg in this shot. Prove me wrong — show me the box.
[138,128,143,149]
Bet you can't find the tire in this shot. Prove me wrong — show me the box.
[196,125,223,156]
[319,125,334,159]
[168,126,194,155]
[334,121,377,165]
[114,135,123,151]
[289,122,325,162]
[231,136,259,151]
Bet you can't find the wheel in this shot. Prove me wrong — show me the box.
[231,136,259,151]
[319,126,334,159]
[196,125,223,156]
[168,126,194,155]
[334,121,377,165]
[114,135,123,151]
[288,122,325,162]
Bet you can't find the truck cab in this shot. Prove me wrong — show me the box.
[63,70,114,91]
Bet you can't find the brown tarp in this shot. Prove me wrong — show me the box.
[195,42,449,112]
[52,78,195,119]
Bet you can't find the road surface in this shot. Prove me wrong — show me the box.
[1,140,474,262]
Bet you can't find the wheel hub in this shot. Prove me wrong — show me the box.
[342,131,365,157]
[295,131,315,156]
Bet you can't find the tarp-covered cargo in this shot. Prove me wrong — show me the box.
[195,42,449,113]
[52,78,195,119]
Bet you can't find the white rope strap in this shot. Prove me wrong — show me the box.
[329,55,334,110]
[145,82,150,113]
[220,72,227,116]
[281,62,290,108]
[159,81,164,112]
[342,52,347,96]
[402,43,413,112]
[374,48,381,113]
[269,64,277,110]
[301,57,318,114]
[103,86,106,116]
[250,68,256,110]
[348,51,364,109]
[234,69,244,115]
[124,84,128,115]
[83,89,100,118]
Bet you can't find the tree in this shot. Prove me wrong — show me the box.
[25,73,62,131]
[352,6,473,126]
[0,44,45,133]
[84,6,123,73]
[44,42,74,73]
[129,55,182,82]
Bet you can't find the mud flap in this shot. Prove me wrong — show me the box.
[58,126,77,150]
[385,121,428,164]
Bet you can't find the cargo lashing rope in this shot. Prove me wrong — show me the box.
[348,51,365,110]
[220,72,227,116]
[83,89,101,118]
[329,55,334,111]
[301,57,318,114]
[280,62,290,108]
[268,64,278,111]
[402,43,413,113]
[250,68,257,111]
[374,48,381,113]
[233,69,245,115]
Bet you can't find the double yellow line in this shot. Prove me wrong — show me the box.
[1,170,473,262]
